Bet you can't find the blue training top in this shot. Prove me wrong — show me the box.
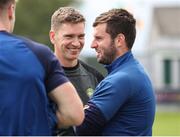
[93,51,156,135]
[76,51,156,136]
[0,31,69,135]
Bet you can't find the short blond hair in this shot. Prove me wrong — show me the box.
[51,7,85,32]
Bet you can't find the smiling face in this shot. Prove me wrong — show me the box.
[50,22,85,67]
[91,23,117,65]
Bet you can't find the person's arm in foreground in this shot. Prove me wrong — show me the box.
[75,101,106,135]
[49,81,84,128]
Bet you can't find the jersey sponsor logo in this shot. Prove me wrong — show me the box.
[86,88,94,97]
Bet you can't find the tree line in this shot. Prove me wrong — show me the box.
[14,0,74,49]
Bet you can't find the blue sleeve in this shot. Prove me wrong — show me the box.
[24,38,69,92]
[43,49,69,92]
[91,76,131,121]
[75,102,106,135]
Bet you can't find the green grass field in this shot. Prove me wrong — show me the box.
[153,111,180,136]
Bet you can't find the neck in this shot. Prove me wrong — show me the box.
[0,15,11,33]
[61,59,78,68]
[0,25,9,32]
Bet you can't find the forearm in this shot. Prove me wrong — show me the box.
[56,108,83,128]
[75,102,106,135]
[56,98,84,128]
[49,82,84,128]
[56,110,72,128]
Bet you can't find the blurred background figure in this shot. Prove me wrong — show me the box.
[0,0,84,135]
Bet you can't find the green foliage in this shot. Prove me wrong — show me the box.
[14,0,74,48]
[84,56,107,77]
[153,111,180,136]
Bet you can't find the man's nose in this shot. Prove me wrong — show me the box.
[71,37,81,46]
[91,41,98,49]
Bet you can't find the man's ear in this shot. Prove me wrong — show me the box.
[115,33,125,48]
[49,31,55,44]
[7,4,15,20]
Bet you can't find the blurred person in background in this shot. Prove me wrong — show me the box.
[0,0,84,135]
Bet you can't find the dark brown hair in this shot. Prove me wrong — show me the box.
[93,8,136,49]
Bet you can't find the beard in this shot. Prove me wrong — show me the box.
[98,40,117,65]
